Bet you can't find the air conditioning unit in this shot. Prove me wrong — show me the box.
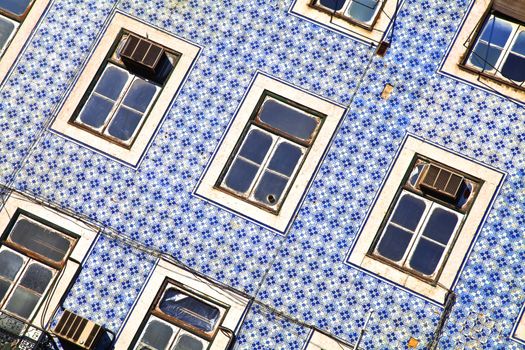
[53,310,103,350]
[419,164,464,202]
[120,34,167,78]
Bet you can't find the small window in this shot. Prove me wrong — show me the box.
[0,213,77,320]
[313,0,382,27]
[72,33,177,147]
[218,94,323,212]
[132,281,227,349]
[195,73,346,234]
[347,135,504,304]
[51,13,200,167]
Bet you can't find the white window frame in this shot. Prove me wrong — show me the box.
[0,14,19,56]
[50,12,200,167]
[373,191,463,280]
[194,72,346,234]
[289,0,400,45]
[439,0,525,102]
[466,15,525,82]
[0,191,98,328]
[513,306,525,344]
[305,330,352,350]
[347,135,504,304]
[0,0,52,85]
[115,259,250,350]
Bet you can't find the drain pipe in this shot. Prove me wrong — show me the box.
[353,311,373,350]
[430,291,457,350]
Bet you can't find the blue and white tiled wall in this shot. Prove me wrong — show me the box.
[0,0,523,349]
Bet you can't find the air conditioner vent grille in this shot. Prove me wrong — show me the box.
[53,310,103,350]
[120,34,166,76]
[419,164,464,202]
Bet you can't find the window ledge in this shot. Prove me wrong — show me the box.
[346,134,505,305]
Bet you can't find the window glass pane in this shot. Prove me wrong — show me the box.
[9,216,72,263]
[0,279,10,301]
[159,289,220,333]
[0,0,32,16]
[346,0,379,23]
[253,171,288,206]
[267,142,303,177]
[390,194,426,231]
[0,249,24,280]
[469,42,502,70]
[174,334,204,350]
[479,17,513,47]
[138,319,173,350]
[511,31,525,55]
[0,15,15,52]
[224,158,259,193]
[19,264,53,294]
[376,225,413,262]
[409,238,445,275]
[501,53,525,82]
[238,129,273,164]
[122,78,157,113]
[4,287,40,319]
[258,98,320,142]
[319,0,345,11]
[95,65,130,101]
[78,95,115,129]
[422,208,458,245]
[106,107,143,142]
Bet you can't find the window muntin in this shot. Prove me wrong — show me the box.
[313,0,382,27]
[466,14,525,84]
[135,316,208,350]
[370,157,480,281]
[71,32,178,147]
[217,95,323,212]
[0,214,77,320]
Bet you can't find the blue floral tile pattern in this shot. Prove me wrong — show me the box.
[0,0,522,349]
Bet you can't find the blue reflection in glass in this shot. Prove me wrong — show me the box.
[502,32,525,82]
[122,79,157,113]
[95,66,129,100]
[239,129,273,164]
[0,16,15,52]
[422,208,458,245]
[319,0,345,11]
[225,158,259,193]
[268,143,302,176]
[0,0,32,16]
[479,17,512,47]
[258,99,319,141]
[253,171,288,205]
[390,194,426,231]
[409,238,445,275]
[346,0,379,23]
[377,225,412,262]
[470,42,502,70]
[79,95,114,128]
[107,107,142,141]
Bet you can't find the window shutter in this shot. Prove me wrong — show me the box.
[492,0,525,24]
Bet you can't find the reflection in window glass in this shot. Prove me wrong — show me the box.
[501,31,525,82]
[0,0,33,17]
[174,334,204,350]
[137,318,174,350]
[0,15,15,54]
[346,0,379,24]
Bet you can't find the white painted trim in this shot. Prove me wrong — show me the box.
[195,72,346,234]
[0,191,99,328]
[0,0,52,85]
[440,0,525,102]
[50,12,200,166]
[305,330,352,350]
[513,305,525,344]
[115,259,250,350]
[289,0,398,44]
[347,135,504,304]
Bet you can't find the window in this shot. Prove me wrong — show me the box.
[0,191,98,327]
[115,259,249,350]
[51,13,200,167]
[195,72,346,234]
[440,0,525,101]
[513,306,525,343]
[72,33,175,146]
[0,214,76,320]
[0,0,52,84]
[347,135,504,304]
[289,0,399,44]
[218,94,323,212]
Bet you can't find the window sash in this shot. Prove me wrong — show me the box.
[75,63,160,145]
[373,191,463,278]
[220,125,306,210]
[0,13,18,56]
[467,15,525,83]
[315,0,382,26]
[0,246,57,320]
